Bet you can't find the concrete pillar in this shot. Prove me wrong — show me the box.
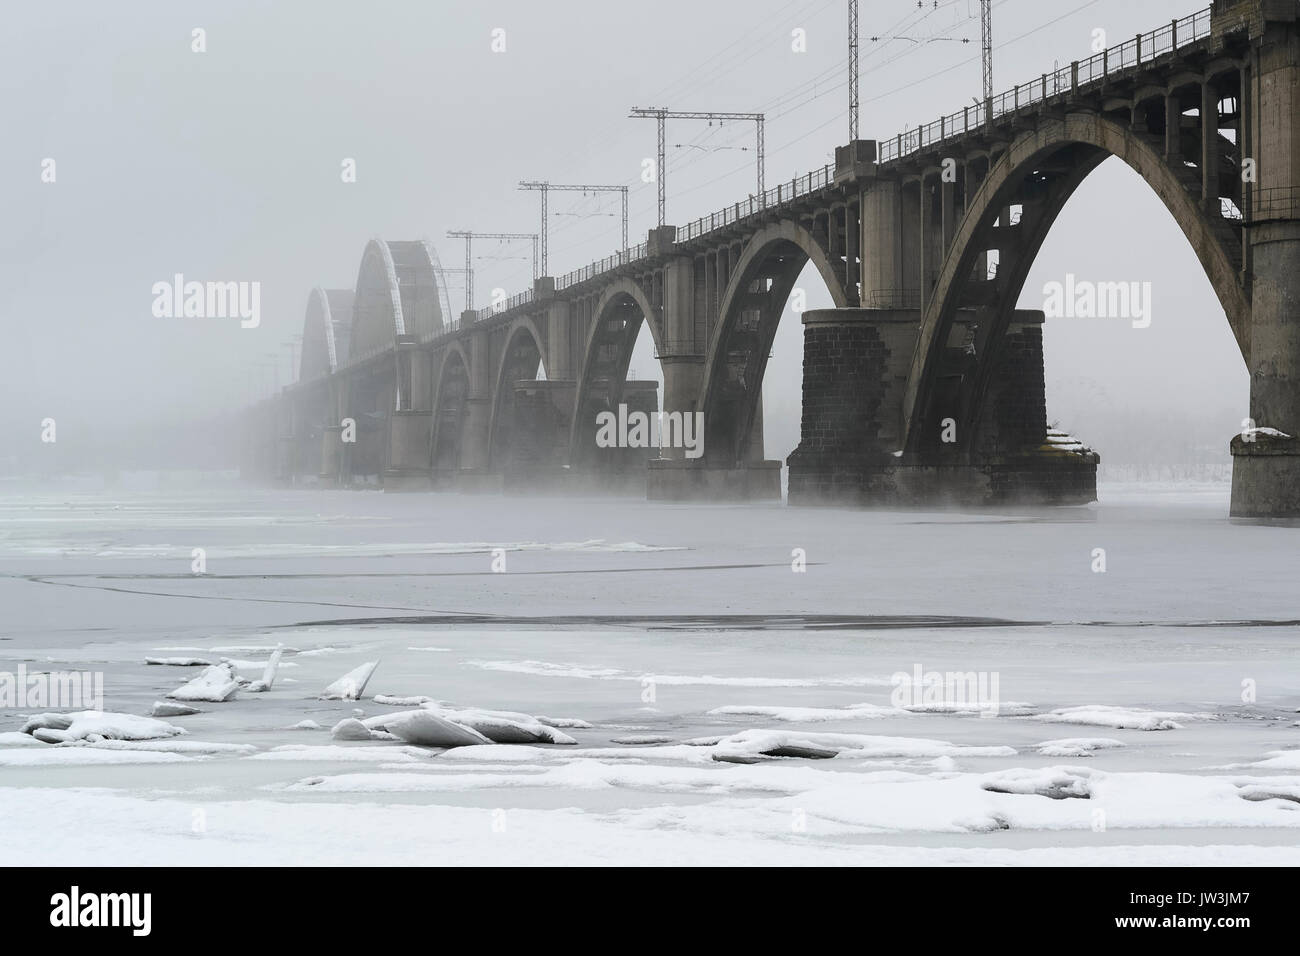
[659,357,705,461]
[1165,92,1182,162]
[545,301,572,381]
[940,176,957,251]
[859,179,904,308]
[900,183,922,308]
[746,386,764,462]
[919,177,931,311]
[662,255,695,353]
[1231,14,1300,518]
[334,375,353,485]
[1202,79,1220,208]
[460,330,492,473]
[845,199,860,304]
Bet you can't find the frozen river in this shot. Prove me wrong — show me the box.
[1,477,1297,865]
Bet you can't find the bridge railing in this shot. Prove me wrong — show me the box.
[678,164,834,242]
[1252,186,1300,222]
[473,288,534,323]
[878,7,1212,164]
[555,241,649,291]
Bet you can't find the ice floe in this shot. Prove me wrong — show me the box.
[709,703,900,722]
[536,715,593,729]
[376,710,493,748]
[320,661,379,700]
[330,719,375,741]
[242,645,284,693]
[711,729,1016,763]
[1030,705,1214,731]
[149,701,201,717]
[1035,737,1125,757]
[167,663,241,702]
[466,659,890,687]
[20,711,187,744]
[981,767,1094,799]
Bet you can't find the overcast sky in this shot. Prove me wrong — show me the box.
[0,0,1245,468]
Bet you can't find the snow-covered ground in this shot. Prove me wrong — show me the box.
[1,477,1298,865]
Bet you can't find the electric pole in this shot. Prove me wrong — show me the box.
[630,108,766,225]
[445,230,539,311]
[849,0,859,141]
[433,267,472,316]
[519,182,630,275]
[282,336,301,384]
[981,0,993,102]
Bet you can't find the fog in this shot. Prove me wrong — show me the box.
[0,0,1245,475]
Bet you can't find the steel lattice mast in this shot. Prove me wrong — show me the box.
[630,108,766,225]
[981,0,993,102]
[848,0,859,140]
[445,230,539,311]
[518,182,630,275]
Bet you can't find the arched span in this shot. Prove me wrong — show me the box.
[351,239,406,362]
[486,318,547,470]
[350,239,449,362]
[901,112,1251,454]
[569,278,661,467]
[300,287,354,382]
[430,342,471,473]
[387,239,446,342]
[697,221,849,465]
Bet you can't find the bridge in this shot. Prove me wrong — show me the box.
[242,0,1300,518]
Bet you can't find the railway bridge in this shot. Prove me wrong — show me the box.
[243,1,1300,517]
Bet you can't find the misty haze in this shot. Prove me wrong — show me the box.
[2,0,1298,897]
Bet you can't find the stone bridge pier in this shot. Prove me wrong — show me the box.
[1228,0,1300,517]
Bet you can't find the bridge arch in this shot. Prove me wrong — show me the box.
[350,239,406,362]
[430,342,472,474]
[350,239,448,363]
[300,287,354,382]
[901,111,1250,456]
[486,317,549,471]
[569,278,662,467]
[697,220,849,465]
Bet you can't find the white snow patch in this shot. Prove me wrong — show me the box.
[709,703,900,722]
[1035,737,1126,757]
[20,711,187,744]
[712,729,1016,763]
[467,659,890,687]
[1031,705,1212,731]
[167,663,241,702]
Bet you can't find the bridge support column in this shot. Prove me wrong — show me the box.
[656,355,702,464]
[1231,11,1300,519]
[787,308,917,505]
[452,330,496,491]
[969,311,1099,504]
[1231,220,1300,518]
[500,379,575,493]
[384,411,433,491]
[789,309,1097,507]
